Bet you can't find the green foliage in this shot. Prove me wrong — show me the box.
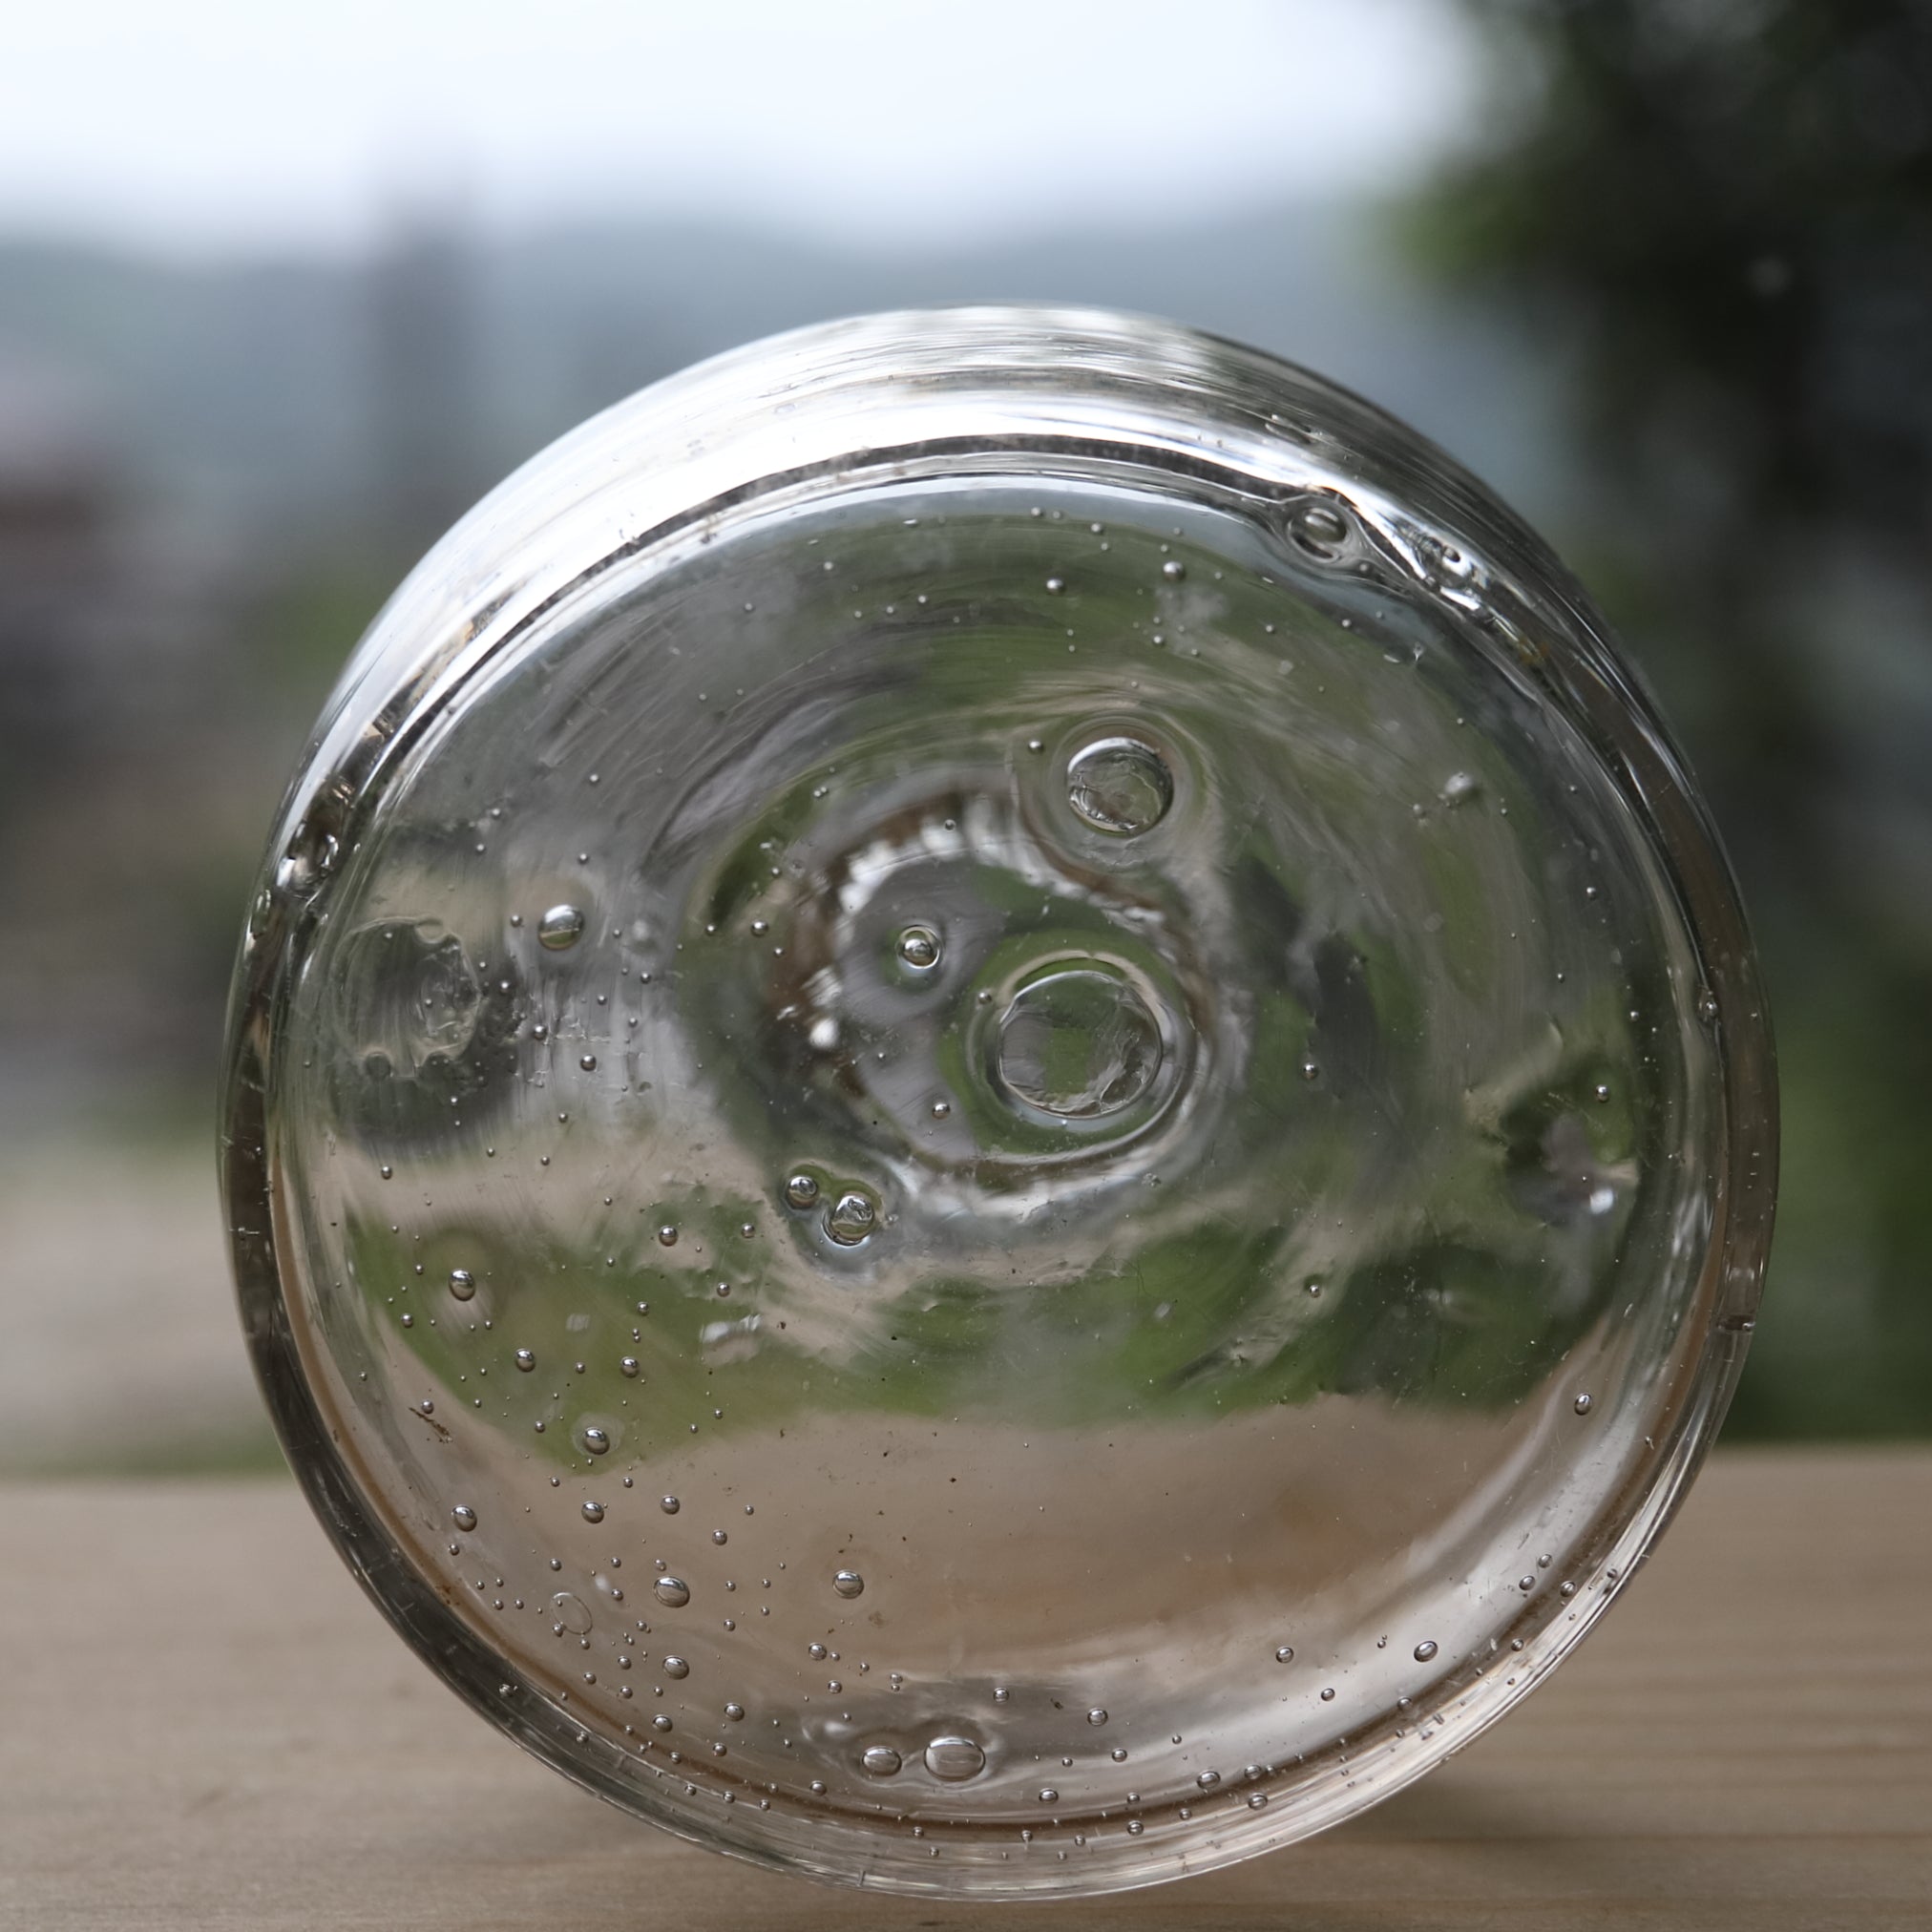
[1415,0,1932,1435]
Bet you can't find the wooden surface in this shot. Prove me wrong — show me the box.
[2,1449,1928,1931]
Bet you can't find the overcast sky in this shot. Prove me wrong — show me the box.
[0,0,1480,257]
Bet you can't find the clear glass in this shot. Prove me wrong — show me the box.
[221,306,1775,1898]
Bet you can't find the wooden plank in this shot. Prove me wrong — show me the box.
[2,1449,1927,1930]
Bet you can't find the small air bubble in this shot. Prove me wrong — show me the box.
[537,905,586,951]
[894,925,941,972]
[825,1191,877,1247]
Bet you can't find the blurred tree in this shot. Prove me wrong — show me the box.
[1414,0,1932,1434]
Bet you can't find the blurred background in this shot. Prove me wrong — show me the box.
[1,0,1925,1474]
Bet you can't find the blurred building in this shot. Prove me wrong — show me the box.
[0,362,232,734]
[368,222,482,556]
[0,351,250,1122]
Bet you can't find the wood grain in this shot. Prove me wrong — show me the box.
[2,1449,1927,1930]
